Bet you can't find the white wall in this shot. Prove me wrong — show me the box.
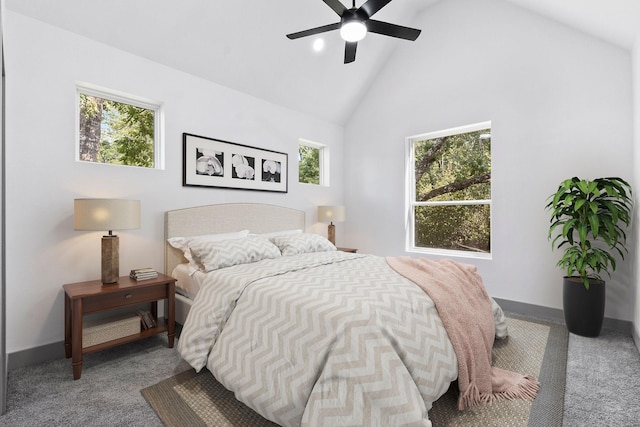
[3,12,345,354]
[344,0,635,319]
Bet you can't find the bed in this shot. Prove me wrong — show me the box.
[164,203,530,427]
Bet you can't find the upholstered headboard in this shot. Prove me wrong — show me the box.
[164,203,305,275]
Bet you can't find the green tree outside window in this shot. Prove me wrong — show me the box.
[79,92,156,168]
[299,145,320,185]
[410,125,491,253]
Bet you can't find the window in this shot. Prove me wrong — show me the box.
[77,84,163,169]
[407,122,491,258]
[298,139,328,186]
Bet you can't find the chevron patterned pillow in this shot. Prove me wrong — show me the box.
[255,229,302,239]
[271,233,336,256]
[189,236,281,272]
[168,230,250,273]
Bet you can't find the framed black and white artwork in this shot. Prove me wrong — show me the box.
[182,133,288,193]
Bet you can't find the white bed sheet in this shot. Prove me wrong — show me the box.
[171,263,207,300]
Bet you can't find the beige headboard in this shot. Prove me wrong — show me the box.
[164,203,305,275]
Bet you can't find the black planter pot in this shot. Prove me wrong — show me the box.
[562,276,605,337]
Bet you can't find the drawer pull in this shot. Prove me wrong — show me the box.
[124,293,132,299]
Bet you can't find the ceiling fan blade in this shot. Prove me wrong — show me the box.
[344,41,357,63]
[323,0,348,16]
[359,0,393,18]
[286,22,341,39]
[367,19,421,41]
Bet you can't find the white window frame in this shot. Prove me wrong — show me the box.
[405,121,492,260]
[298,138,329,186]
[76,82,165,169]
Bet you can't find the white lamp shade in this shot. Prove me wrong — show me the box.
[318,205,346,223]
[74,199,141,232]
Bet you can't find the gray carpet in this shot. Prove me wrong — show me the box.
[563,329,640,427]
[1,320,639,426]
[2,336,186,426]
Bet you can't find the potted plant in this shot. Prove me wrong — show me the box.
[546,177,632,337]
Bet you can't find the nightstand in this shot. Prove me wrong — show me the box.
[63,273,176,380]
[337,247,358,253]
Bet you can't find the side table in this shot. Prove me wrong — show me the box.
[63,273,176,380]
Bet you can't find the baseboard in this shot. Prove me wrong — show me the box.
[493,298,564,323]
[8,341,65,371]
[493,297,633,335]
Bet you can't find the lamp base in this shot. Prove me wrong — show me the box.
[327,223,336,245]
[101,235,119,284]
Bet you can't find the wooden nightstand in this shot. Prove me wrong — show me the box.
[337,247,358,253]
[63,273,176,380]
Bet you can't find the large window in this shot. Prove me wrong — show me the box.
[298,139,328,186]
[77,84,163,169]
[407,122,491,258]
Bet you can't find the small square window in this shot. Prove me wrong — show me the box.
[77,84,163,169]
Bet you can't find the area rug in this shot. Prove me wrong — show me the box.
[141,315,567,427]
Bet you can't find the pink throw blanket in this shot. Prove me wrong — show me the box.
[386,256,539,410]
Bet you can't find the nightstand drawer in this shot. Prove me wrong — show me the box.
[82,285,167,313]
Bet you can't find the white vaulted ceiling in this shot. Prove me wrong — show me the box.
[505,0,640,51]
[5,0,640,124]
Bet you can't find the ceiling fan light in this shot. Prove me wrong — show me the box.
[340,21,367,42]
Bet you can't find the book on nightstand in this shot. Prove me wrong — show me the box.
[136,309,157,329]
[130,268,158,281]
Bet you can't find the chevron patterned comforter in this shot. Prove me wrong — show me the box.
[177,251,459,427]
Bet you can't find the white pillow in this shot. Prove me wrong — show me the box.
[255,229,303,239]
[259,228,302,240]
[189,236,281,272]
[271,233,336,256]
[168,230,250,272]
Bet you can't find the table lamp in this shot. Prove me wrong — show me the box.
[317,205,345,245]
[74,199,141,284]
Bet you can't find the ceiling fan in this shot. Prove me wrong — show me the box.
[286,0,422,64]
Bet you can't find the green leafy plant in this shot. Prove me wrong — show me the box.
[546,177,632,289]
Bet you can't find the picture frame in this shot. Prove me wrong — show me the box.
[182,133,288,193]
